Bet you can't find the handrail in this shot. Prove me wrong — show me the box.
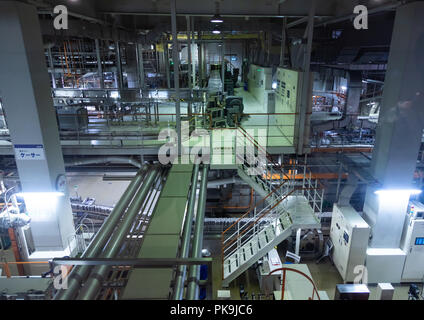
[222,188,296,254]
[220,126,324,282]
[221,180,287,236]
[237,126,292,181]
[0,261,50,278]
[269,267,321,300]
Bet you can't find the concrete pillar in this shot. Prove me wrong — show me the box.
[363,2,424,248]
[0,2,75,255]
[346,71,362,116]
[297,0,315,154]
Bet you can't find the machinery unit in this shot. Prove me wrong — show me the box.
[56,107,88,131]
[401,200,424,282]
[334,284,370,300]
[205,95,244,128]
[330,204,370,282]
[224,96,244,127]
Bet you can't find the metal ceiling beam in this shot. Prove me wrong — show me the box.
[315,0,401,28]
[100,12,332,18]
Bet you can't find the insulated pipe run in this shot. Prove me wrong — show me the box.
[206,177,243,188]
[186,165,209,300]
[65,156,142,168]
[76,168,159,300]
[54,167,147,300]
[173,164,200,300]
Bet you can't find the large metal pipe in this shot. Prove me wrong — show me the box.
[173,164,200,300]
[186,165,209,300]
[76,167,159,300]
[207,177,243,188]
[65,156,142,168]
[54,167,147,300]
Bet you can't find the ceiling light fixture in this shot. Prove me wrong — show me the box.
[212,26,221,34]
[211,14,223,23]
[210,1,223,23]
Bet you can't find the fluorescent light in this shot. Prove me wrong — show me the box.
[272,81,277,89]
[374,189,421,196]
[212,29,221,34]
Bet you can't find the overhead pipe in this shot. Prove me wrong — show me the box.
[76,167,159,300]
[173,164,200,300]
[206,177,243,188]
[54,167,148,300]
[65,156,142,168]
[186,165,209,300]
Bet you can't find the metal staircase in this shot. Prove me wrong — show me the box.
[221,127,323,286]
[235,126,296,207]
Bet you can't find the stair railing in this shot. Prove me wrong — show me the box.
[221,180,290,279]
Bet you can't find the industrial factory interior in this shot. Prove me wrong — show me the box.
[1,0,424,304]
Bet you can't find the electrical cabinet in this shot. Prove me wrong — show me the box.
[401,201,424,282]
[330,204,370,282]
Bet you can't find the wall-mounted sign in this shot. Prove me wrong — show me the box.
[14,144,45,160]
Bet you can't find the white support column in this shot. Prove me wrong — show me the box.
[363,2,424,249]
[0,1,75,256]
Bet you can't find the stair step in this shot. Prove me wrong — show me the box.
[258,231,268,248]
